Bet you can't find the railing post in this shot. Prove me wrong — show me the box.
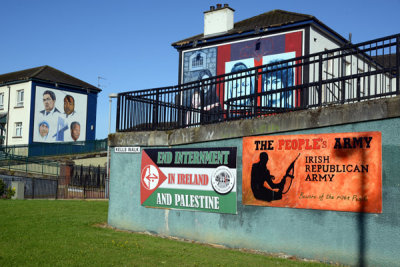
[200,83,204,125]
[357,77,361,101]
[318,54,323,106]
[55,178,58,200]
[83,171,87,199]
[253,70,259,117]
[396,35,400,95]
[153,89,159,130]
[116,95,120,132]
[341,51,346,104]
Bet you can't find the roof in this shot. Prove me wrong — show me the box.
[0,65,101,92]
[372,54,397,69]
[172,9,345,48]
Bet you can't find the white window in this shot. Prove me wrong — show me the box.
[16,90,24,107]
[15,122,22,137]
[0,93,4,109]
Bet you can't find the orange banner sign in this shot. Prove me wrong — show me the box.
[242,132,382,213]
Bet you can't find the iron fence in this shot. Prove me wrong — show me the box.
[0,154,60,176]
[116,33,400,132]
[0,139,107,157]
[0,164,107,199]
[57,165,107,199]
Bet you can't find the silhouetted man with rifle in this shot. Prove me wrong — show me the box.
[251,152,300,202]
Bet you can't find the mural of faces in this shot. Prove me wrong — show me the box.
[225,59,254,109]
[262,52,295,108]
[43,91,56,113]
[70,121,80,141]
[197,69,213,95]
[64,95,75,115]
[39,121,49,138]
[33,86,87,143]
[182,32,302,113]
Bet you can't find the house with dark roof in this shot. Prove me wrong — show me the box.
[171,5,393,115]
[173,7,349,85]
[0,65,101,146]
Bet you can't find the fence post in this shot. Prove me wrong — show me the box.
[83,172,86,199]
[115,95,120,132]
[341,51,346,104]
[200,83,204,125]
[318,54,323,106]
[55,178,58,200]
[253,69,259,117]
[153,89,159,130]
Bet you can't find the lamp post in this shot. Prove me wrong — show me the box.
[106,93,118,198]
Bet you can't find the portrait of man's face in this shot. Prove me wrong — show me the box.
[225,59,255,109]
[264,73,284,91]
[39,123,49,137]
[64,96,75,115]
[71,123,80,141]
[200,74,210,93]
[43,93,55,112]
[228,76,252,106]
[262,52,295,108]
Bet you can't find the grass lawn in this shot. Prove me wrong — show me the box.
[0,200,332,266]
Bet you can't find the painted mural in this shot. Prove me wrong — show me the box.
[224,58,255,110]
[182,47,222,125]
[182,31,302,117]
[262,52,296,108]
[140,147,237,214]
[242,132,382,213]
[33,86,87,143]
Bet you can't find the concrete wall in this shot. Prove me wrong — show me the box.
[108,96,400,266]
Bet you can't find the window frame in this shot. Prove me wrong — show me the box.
[16,90,24,107]
[15,122,22,137]
[0,93,4,109]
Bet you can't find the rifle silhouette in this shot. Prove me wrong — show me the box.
[282,153,301,194]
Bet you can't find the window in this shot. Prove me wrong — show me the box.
[16,90,24,107]
[189,52,206,71]
[0,93,4,109]
[15,122,22,137]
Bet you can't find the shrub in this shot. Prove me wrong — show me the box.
[0,179,5,195]
[0,179,15,199]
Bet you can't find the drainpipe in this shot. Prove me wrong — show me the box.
[6,85,11,148]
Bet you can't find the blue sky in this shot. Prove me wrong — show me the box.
[1,0,399,139]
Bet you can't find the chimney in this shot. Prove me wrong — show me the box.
[204,4,235,37]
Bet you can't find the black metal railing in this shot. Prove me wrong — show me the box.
[58,165,106,199]
[1,164,107,199]
[0,139,107,157]
[116,33,400,132]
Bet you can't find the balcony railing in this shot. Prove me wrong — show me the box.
[116,33,400,132]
